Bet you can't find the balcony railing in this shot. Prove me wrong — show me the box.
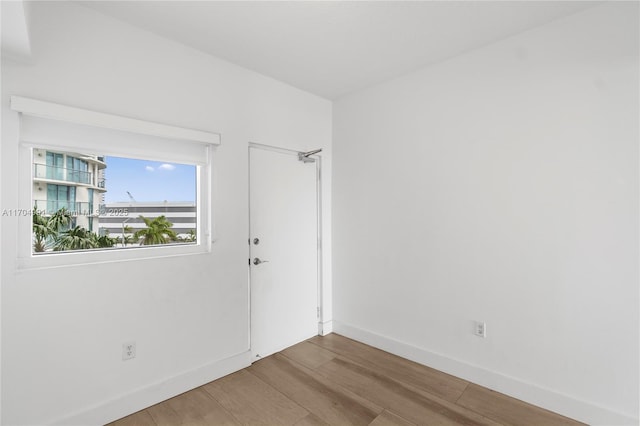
[34,200,94,216]
[33,163,93,185]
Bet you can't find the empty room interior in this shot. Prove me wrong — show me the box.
[1,1,638,425]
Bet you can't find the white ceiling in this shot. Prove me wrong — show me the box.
[82,1,597,100]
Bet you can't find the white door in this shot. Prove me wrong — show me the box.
[249,145,320,361]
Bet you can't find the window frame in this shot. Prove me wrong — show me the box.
[12,96,219,270]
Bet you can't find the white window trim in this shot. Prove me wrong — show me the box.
[12,96,220,270]
[11,96,220,145]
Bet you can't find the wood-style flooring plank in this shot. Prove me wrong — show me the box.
[281,340,337,369]
[293,413,330,426]
[203,369,309,425]
[369,410,416,426]
[150,388,240,425]
[309,333,468,402]
[146,402,183,426]
[316,356,500,426]
[456,384,585,426]
[108,410,156,426]
[249,352,382,425]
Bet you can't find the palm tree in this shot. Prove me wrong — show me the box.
[48,208,72,232]
[53,226,98,251]
[121,225,136,247]
[134,215,177,245]
[32,207,55,252]
[32,206,73,252]
[92,233,117,248]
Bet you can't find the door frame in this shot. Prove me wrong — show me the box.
[247,142,324,358]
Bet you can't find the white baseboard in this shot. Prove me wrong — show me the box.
[332,321,637,426]
[51,350,252,426]
[319,320,333,336]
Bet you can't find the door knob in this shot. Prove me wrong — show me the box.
[253,257,269,265]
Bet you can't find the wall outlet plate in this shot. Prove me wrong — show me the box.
[474,321,486,338]
[122,341,136,360]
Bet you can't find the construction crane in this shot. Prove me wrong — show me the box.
[126,191,137,203]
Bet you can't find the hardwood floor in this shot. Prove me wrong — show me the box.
[108,334,584,426]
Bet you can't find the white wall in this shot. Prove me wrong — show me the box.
[0,2,331,425]
[333,3,638,425]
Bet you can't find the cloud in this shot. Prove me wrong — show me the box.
[145,166,154,172]
[158,163,176,171]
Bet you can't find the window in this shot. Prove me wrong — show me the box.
[66,155,90,184]
[12,96,219,268]
[45,151,64,180]
[45,183,76,212]
[87,188,94,214]
[32,151,199,254]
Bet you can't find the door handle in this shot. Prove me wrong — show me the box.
[253,257,269,265]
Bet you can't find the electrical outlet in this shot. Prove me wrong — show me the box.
[122,341,136,360]
[474,321,486,338]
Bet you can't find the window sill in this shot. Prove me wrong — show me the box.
[17,242,210,272]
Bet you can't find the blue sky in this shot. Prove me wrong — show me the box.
[104,156,196,203]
